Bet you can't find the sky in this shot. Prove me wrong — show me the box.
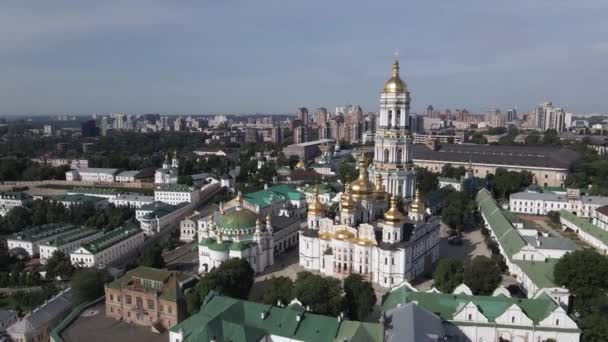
[1,1,607,116]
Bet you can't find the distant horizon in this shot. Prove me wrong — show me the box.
[1,1,608,115]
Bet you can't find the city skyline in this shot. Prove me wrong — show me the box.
[2,1,608,116]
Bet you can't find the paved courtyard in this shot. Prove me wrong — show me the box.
[61,303,167,342]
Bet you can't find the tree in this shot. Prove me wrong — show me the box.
[137,244,166,269]
[187,258,255,314]
[554,250,608,304]
[293,271,343,316]
[262,276,294,306]
[45,251,75,280]
[70,268,112,304]
[415,167,438,196]
[433,259,464,293]
[343,274,376,320]
[338,160,357,184]
[547,211,560,225]
[463,256,502,295]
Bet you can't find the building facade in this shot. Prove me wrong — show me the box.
[0,191,33,216]
[154,153,179,184]
[299,157,440,288]
[510,188,608,217]
[105,267,186,332]
[39,228,103,264]
[154,184,199,205]
[70,226,145,268]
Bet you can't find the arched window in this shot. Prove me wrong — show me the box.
[387,110,392,128]
[396,148,403,163]
[384,149,390,163]
[396,109,401,126]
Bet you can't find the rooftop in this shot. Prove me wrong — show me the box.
[106,266,184,301]
[7,288,73,335]
[156,184,196,192]
[244,185,304,207]
[51,194,105,204]
[382,284,572,329]
[80,225,142,254]
[0,191,33,200]
[170,291,383,342]
[412,144,581,170]
[9,224,80,242]
[77,168,120,174]
[40,228,100,247]
[560,210,608,246]
[69,187,121,195]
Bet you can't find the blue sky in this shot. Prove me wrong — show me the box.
[1,1,607,115]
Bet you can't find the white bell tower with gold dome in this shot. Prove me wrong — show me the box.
[369,59,416,200]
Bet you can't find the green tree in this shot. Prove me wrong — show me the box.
[554,250,608,304]
[463,256,502,295]
[137,244,166,269]
[433,259,464,293]
[70,268,112,304]
[338,160,357,184]
[415,167,438,196]
[343,274,376,320]
[45,251,75,280]
[293,271,343,316]
[262,276,294,306]
[187,258,255,314]
[547,211,560,225]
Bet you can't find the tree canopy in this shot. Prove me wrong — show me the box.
[292,271,343,317]
[262,276,295,306]
[433,259,464,293]
[70,268,112,304]
[137,244,166,269]
[462,256,502,295]
[343,274,376,321]
[45,251,75,280]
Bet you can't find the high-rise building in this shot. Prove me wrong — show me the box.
[271,126,283,144]
[506,108,517,122]
[297,107,309,126]
[315,107,328,126]
[488,109,506,128]
[536,102,566,132]
[80,120,99,137]
[427,105,433,117]
[369,60,416,199]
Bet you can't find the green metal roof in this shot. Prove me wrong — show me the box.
[51,194,104,204]
[383,285,562,326]
[218,209,258,230]
[244,185,303,207]
[10,224,80,242]
[41,228,100,247]
[476,189,526,259]
[157,184,196,192]
[200,238,257,252]
[171,292,383,342]
[70,187,121,195]
[80,225,142,254]
[560,210,608,246]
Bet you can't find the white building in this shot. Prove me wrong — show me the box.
[110,193,155,208]
[6,288,73,342]
[197,193,300,274]
[478,189,573,305]
[6,224,81,257]
[34,158,89,170]
[560,208,608,255]
[383,282,580,342]
[38,228,103,264]
[509,188,608,217]
[298,184,338,206]
[179,204,219,242]
[536,102,566,132]
[155,153,179,184]
[65,168,119,182]
[368,60,416,199]
[115,170,140,183]
[300,158,441,288]
[70,226,145,268]
[0,191,33,216]
[154,184,200,205]
[50,194,108,209]
[136,201,193,236]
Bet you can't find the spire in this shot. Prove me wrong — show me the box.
[409,189,426,216]
[392,60,400,77]
[236,192,243,211]
[308,184,326,216]
[374,174,387,200]
[266,214,273,232]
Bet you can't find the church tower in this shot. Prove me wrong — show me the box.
[370,59,416,200]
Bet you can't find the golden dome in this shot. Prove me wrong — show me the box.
[384,195,405,224]
[373,174,387,200]
[256,218,262,225]
[409,189,426,215]
[335,229,355,241]
[296,160,305,169]
[308,185,327,216]
[350,154,374,201]
[341,184,357,212]
[383,60,407,94]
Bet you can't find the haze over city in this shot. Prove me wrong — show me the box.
[2,0,608,115]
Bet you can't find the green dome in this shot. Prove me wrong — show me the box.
[218,210,258,230]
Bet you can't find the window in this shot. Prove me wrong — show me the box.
[125,295,132,305]
[136,297,143,308]
[147,299,155,310]
[168,305,173,314]
[511,316,515,323]
[468,314,472,321]
[556,319,559,326]
[110,294,114,301]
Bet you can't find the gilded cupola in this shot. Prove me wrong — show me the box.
[383,60,407,94]
[308,185,327,216]
[350,154,374,201]
[384,195,405,224]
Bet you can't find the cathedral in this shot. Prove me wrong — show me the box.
[155,151,179,184]
[298,60,440,288]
